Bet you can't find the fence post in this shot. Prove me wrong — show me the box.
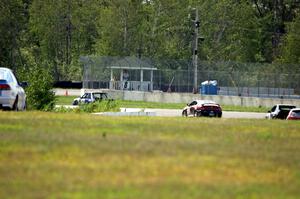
[258,78,260,97]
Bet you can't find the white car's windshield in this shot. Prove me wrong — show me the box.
[81,93,91,99]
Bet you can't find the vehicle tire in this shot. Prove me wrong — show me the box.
[194,111,201,117]
[182,110,187,117]
[196,111,202,117]
[12,96,18,111]
[21,100,27,111]
[218,113,222,118]
[72,100,78,105]
[193,110,197,117]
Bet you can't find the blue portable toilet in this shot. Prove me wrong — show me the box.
[200,80,218,95]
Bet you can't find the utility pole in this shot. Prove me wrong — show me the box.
[193,8,199,94]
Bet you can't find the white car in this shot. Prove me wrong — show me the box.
[182,100,222,117]
[286,108,300,120]
[266,104,296,119]
[0,67,27,111]
[72,92,110,105]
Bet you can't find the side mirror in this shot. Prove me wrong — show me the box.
[20,82,28,87]
[268,111,271,113]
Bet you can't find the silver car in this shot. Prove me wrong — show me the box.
[0,67,27,110]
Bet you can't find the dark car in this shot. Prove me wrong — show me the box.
[182,100,222,117]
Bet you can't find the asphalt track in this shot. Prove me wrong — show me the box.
[120,108,266,119]
[58,106,266,119]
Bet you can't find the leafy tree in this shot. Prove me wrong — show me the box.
[278,14,300,67]
[1,0,300,85]
[0,0,28,69]
[95,0,193,59]
[251,0,300,61]
[28,0,101,80]
[17,63,56,111]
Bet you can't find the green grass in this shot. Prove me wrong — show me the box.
[56,96,269,112]
[1,112,300,198]
[56,95,76,105]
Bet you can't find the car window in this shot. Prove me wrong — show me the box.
[82,93,91,99]
[279,105,296,110]
[101,93,108,99]
[92,93,108,100]
[0,70,13,83]
[94,93,105,100]
[271,106,276,112]
[93,93,100,99]
[0,70,5,80]
[189,101,197,106]
[86,93,91,99]
[292,110,300,116]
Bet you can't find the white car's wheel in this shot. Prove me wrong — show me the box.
[12,96,18,111]
[22,100,27,111]
[72,100,78,105]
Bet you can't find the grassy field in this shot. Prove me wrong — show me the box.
[56,96,269,112]
[1,112,300,198]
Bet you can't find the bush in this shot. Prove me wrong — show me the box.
[53,100,120,113]
[18,65,56,111]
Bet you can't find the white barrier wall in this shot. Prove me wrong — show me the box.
[119,91,300,107]
[56,88,300,108]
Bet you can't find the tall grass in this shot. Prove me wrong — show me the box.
[54,100,120,113]
[1,112,299,198]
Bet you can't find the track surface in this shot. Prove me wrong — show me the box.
[57,106,266,118]
[121,108,266,119]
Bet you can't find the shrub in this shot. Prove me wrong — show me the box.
[54,100,120,113]
[18,65,56,111]
[78,100,120,113]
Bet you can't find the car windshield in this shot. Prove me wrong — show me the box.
[279,105,296,110]
[291,110,300,116]
[189,101,197,106]
[81,93,91,99]
[271,106,276,112]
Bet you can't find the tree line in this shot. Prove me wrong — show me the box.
[1,0,300,81]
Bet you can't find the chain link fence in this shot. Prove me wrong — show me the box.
[80,56,300,99]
